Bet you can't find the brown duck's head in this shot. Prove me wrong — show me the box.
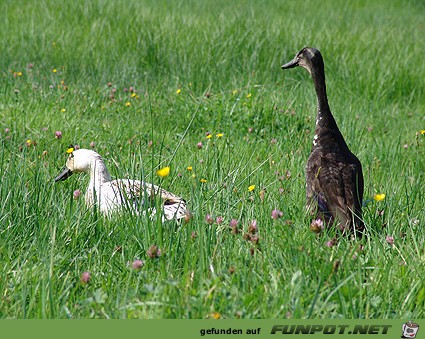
[281,47,324,76]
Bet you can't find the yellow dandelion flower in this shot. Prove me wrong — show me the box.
[52,69,57,73]
[248,185,255,192]
[187,166,193,171]
[420,130,425,135]
[157,166,170,178]
[125,102,131,107]
[176,89,181,94]
[211,312,221,319]
[200,179,207,183]
[17,72,22,77]
[131,93,136,98]
[206,134,212,139]
[216,133,224,138]
[246,93,252,98]
[61,108,66,112]
[66,147,74,154]
[373,193,386,202]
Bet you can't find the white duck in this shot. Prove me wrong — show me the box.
[54,149,187,220]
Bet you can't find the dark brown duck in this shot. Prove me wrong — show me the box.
[282,47,364,236]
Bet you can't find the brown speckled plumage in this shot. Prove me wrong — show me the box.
[282,47,364,236]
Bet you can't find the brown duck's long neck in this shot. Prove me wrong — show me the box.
[312,69,337,130]
[311,67,351,151]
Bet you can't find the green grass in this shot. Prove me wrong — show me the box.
[1,0,424,319]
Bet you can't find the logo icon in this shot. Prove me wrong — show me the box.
[402,321,419,338]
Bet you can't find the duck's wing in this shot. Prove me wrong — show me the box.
[343,156,364,233]
[307,152,363,233]
[306,155,335,224]
[145,182,187,221]
[111,179,187,221]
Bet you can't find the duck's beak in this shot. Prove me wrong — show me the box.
[54,167,73,182]
[281,57,299,70]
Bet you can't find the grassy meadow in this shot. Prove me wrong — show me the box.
[1,0,425,319]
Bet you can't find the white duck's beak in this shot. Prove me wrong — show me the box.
[54,167,73,182]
